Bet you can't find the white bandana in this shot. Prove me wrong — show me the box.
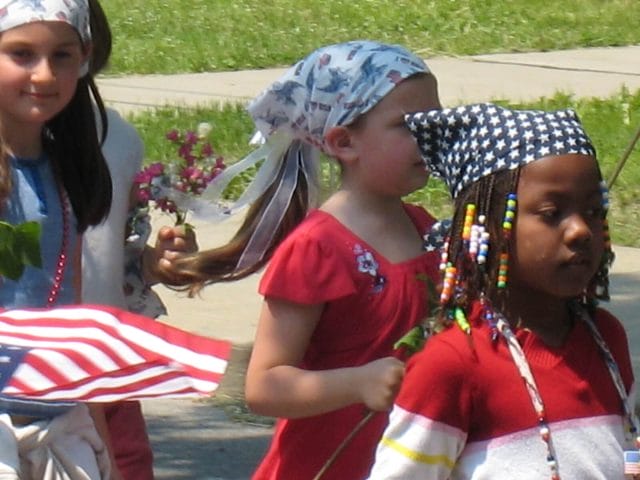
[0,0,91,44]
[181,41,431,272]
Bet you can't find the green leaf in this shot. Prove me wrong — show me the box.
[0,243,25,280]
[15,221,42,268]
[0,221,42,281]
[393,325,427,355]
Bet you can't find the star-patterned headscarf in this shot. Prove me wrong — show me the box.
[405,103,596,198]
[0,0,91,44]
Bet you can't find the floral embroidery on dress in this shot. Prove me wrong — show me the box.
[354,244,386,292]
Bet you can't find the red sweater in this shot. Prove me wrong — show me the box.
[368,307,636,479]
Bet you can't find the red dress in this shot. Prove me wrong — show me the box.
[252,204,440,480]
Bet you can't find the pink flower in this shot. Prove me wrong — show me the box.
[133,125,227,225]
[145,162,165,177]
[201,143,213,158]
[134,171,150,184]
[136,188,151,203]
[184,131,198,146]
[166,129,180,142]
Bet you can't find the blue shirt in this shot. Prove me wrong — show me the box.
[0,155,78,307]
[0,154,78,416]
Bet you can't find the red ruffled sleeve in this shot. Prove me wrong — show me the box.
[259,213,358,304]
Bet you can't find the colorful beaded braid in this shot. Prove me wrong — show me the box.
[462,203,475,246]
[497,193,516,289]
[496,253,509,289]
[600,180,610,212]
[477,216,490,266]
[441,202,495,333]
[440,263,456,304]
[439,238,450,272]
[459,204,491,268]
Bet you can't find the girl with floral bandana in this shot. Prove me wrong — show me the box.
[368,103,637,479]
[177,40,442,479]
[0,0,116,478]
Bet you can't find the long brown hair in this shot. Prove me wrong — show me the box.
[178,148,312,295]
[44,76,112,232]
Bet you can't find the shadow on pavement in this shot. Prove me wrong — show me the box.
[609,271,640,383]
[144,345,273,480]
[146,398,272,480]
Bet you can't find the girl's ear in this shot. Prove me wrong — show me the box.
[324,126,358,163]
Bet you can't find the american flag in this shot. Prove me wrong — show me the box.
[625,450,640,475]
[0,305,231,402]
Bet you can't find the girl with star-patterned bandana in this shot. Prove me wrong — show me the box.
[368,103,637,480]
[175,40,442,479]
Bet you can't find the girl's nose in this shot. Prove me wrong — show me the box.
[31,58,55,82]
[565,214,593,245]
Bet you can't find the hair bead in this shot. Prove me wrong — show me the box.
[477,231,490,265]
[600,180,610,212]
[439,238,450,272]
[440,263,457,304]
[462,203,476,242]
[469,224,480,260]
[497,253,509,289]
[501,193,517,237]
[454,307,470,334]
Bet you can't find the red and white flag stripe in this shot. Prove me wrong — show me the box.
[0,305,231,402]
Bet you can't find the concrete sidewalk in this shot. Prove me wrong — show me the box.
[97,45,640,114]
[98,46,640,479]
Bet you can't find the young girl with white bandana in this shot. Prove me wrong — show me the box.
[368,103,637,479]
[0,0,116,478]
[177,40,442,479]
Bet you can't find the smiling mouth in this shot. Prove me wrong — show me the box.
[24,92,57,99]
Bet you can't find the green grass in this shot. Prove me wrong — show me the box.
[102,0,640,75]
[108,0,640,246]
[127,87,640,247]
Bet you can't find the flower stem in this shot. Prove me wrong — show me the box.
[175,211,186,226]
[312,410,375,480]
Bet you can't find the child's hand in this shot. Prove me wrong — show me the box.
[356,357,405,412]
[144,225,198,286]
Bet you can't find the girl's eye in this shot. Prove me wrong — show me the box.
[53,50,77,61]
[9,49,33,61]
[539,208,559,220]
